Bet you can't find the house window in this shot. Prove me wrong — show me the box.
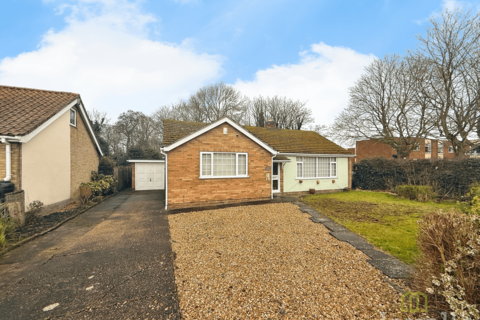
[425,143,431,153]
[70,109,77,127]
[413,144,420,151]
[438,143,443,154]
[296,157,337,178]
[200,152,248,178]
[448,146,454,153]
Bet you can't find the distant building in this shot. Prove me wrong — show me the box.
[354,138,472,162]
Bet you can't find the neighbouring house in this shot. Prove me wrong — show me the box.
[354,138,468,162]
[0,85,103,210]
[158,117,353,209]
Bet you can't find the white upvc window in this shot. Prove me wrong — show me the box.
[413,144,420,151]
[296,157,337,179]
[425,143,431,153]
[448,146,454,153]
[70,109,77,127]
[438,142,443,154]
[200,152,248,178]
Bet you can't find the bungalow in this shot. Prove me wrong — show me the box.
[159,117,352,209]
[0,85,103,210]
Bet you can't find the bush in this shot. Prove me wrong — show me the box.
[80,171,117,201]
[413,210,480,318]
[396,185,435,202]
[353,158,480,199]
[79,186,92,205]
[26,200,44,223]
[0,217,17,249]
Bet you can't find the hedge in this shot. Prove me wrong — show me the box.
[352,158,480,198]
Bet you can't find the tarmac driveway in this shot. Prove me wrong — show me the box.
[0,190,179,319]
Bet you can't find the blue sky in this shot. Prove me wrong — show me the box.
[1,0,478,125]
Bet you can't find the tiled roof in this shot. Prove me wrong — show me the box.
[163,119,207,145]
[245,126,350,155]
[0,85,79,136]
[162,118,350,155]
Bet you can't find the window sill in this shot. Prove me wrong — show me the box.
[199,176,250,179]
[70,123,77,128]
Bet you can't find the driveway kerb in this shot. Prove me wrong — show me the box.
[295,201,413,279]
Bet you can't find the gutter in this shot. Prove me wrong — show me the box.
[0,136,20,182]
[278,152,355,158]
[160,148,168,210]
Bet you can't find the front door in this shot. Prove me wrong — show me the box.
[272,163,280,193]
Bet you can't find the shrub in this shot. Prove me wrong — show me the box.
[396,184,435,202]
[79,186,92,205]
[0,217,17,249]
[80,171,117,200]
[25,200,44,223]
[413,210,480,318]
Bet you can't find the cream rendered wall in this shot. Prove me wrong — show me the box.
[22,111,71,206]
[282,157,349,193]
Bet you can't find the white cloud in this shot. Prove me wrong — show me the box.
[234,42,375,125]
[0,0,223,118]
[414,0,466,25]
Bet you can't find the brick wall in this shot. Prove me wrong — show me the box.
[167,123,272,209]
[70,106,100,199]
[356,140,394,162]
[0,142,22,191]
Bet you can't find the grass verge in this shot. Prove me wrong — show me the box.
[302,191,458,264]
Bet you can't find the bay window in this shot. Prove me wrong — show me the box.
[296,157,337,178]
[200,152,248,178]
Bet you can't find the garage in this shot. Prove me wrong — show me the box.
[127,160,165,191]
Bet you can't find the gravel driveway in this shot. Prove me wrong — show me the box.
[169,203,404,319]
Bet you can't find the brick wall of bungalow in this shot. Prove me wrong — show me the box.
[166,123,272,209]
[0,142,21,191]
[70,106,100,199]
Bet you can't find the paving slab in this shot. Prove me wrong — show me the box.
[0,190,179,320]
[368,259,414,279]
[321,221,348,232]
[361,249,397,261]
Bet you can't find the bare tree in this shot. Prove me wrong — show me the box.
[413,8,480,157]
[184,82,249,123]
[330,54,433,157]
[116,110,143,151]
[247,95,312,130]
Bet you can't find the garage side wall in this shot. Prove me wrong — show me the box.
[167,124,272,209]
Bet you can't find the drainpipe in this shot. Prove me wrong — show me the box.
[160,148,168,210]
[1,138,12,181]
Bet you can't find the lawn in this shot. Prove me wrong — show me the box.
[302,191,458,264]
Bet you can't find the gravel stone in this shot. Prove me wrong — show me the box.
[169,203,404,319]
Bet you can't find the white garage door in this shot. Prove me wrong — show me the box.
[135,163,164,191]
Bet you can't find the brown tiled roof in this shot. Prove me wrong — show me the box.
[163,119,207,145]
[0,85,79,136]
[162,118,349,155]
[245,126,350,155]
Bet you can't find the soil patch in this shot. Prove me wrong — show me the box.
[11,205,88,241]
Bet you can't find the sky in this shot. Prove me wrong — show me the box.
[1,0,480,126]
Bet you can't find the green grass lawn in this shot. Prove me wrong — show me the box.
[302,191,458,264]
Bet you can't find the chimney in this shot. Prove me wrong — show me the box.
[266,119,276,129]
